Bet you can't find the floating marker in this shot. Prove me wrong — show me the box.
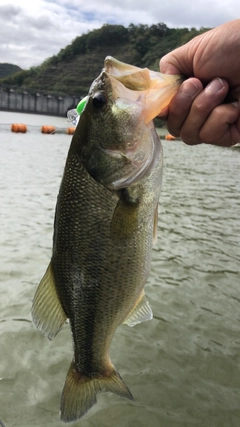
[11,123,27,133]
[41,125,56,134]
[66,127,75,135]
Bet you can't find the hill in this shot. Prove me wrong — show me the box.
[0,23,210,97]
[0,63,22,79]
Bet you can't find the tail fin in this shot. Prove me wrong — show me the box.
[60,361,134,423]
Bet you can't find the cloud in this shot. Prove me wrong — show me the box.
[0,0,239,69]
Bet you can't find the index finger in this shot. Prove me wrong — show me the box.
[165,78,203,136]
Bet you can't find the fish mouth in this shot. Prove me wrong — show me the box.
[97,57,179,189]
[104,56,182,122]
[83,57,180,191]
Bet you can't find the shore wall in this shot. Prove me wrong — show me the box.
[0,86,80,117]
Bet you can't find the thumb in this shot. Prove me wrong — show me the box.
[160,44,194,76]
[160,54,182,75]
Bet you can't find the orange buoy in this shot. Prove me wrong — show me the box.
[165,133,176,141]
[11,123,27,133]
[66,127,75,135]
[41,125,56,134]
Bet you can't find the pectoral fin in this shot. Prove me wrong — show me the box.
[31,262,67,340]
[110,196,139,241]
[123,291,153,327]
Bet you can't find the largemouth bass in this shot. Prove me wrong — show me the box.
[32,57,180,423]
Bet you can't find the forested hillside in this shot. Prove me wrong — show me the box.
[0,63,22,79]
[0,23,210,96]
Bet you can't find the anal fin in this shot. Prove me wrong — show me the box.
[31,262,67,340]
[123,291,153,327]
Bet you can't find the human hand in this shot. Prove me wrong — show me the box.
[160,20,240,146]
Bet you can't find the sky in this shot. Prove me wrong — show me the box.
[0,0,239,69]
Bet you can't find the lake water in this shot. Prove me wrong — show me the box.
[0,111,240,427]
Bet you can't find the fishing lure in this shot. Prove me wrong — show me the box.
[67,96,88,127]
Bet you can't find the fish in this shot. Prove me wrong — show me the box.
[31,56,181,423]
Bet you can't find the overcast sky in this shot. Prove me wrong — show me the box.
[0,0,239,69]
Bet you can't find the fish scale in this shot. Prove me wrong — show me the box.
[31,56,180,423]
[53,154,155,369]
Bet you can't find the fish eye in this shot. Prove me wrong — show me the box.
[92,93,107,109]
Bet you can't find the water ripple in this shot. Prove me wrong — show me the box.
[0,121,240,426]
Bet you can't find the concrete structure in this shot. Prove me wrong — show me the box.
[0,85,80,117]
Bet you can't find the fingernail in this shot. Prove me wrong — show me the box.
[206,78,224,94]
[181,81,201,98]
